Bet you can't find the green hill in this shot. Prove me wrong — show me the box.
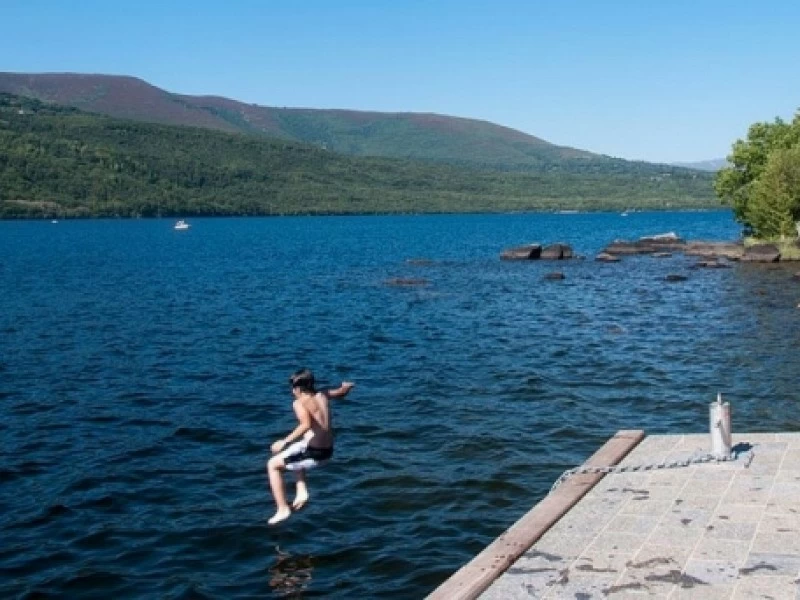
[0,93,715,218]
[0,72,693,176]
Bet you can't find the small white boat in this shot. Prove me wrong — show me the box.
[174,220,190,230]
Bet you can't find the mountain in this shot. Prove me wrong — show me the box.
[0,93,716,218]
[672,158,728,172]
[0,72,687,176]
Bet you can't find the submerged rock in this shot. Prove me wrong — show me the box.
[385,277,428,287]
[665,274,688,282]
[544,272,565,280]
[692,260,732,269]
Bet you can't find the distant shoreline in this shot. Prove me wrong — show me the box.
[0,207,733,221]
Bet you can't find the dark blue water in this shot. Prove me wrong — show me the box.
[2,212,799,598]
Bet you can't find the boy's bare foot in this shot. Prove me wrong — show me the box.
[268,507,292,525]
[291,490,309,511]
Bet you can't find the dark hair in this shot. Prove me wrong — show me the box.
[289,368,315,393]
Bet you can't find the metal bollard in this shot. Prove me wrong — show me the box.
[709,392,732,459]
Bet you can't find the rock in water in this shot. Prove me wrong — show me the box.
[500,244,542,260]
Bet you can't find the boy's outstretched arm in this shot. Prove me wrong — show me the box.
[327,381,355,398]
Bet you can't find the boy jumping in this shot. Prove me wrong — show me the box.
[267,368,354,525]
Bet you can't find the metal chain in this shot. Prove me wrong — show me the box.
[550,448,755,494]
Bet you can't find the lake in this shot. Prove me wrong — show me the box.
[2,211,799,598]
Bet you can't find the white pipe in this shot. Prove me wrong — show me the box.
[709,392,732,459]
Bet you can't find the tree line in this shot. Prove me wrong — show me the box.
[0,93,717,219]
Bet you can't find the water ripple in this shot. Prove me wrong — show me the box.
[2,213,799,598]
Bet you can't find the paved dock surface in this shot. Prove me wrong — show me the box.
[480,432,800,599]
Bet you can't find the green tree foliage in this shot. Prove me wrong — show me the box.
[745,145,800,238]
[0,93,717,219]
[715,110,800,236]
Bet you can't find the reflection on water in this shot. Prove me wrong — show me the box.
[269,547,314,598]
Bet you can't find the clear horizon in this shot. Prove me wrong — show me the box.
[4,0,799,164]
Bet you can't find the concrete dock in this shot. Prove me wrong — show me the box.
[429,431,800,599]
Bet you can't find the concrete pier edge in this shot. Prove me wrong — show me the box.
[426,429,646,600]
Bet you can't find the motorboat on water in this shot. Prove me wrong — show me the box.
[174,220,190,230]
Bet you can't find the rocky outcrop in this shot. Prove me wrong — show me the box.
[741,244,780,263]
[645,232,681,242]
[599,235,748,262]
[500,243,574,260]
[684,241,744,260]
[602,232,686,255]
[500,244,542,260]
[501,232,797,266]
[540,243,574,260]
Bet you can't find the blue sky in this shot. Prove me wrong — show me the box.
[3,0,799,163]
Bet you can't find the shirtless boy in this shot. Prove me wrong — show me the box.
[267,368,354,525]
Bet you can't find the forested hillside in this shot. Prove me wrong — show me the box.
[0,94,716,218]
[1,72,703,176]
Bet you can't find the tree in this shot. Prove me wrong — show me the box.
[745,145,800,239]
[715,111,800,234]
